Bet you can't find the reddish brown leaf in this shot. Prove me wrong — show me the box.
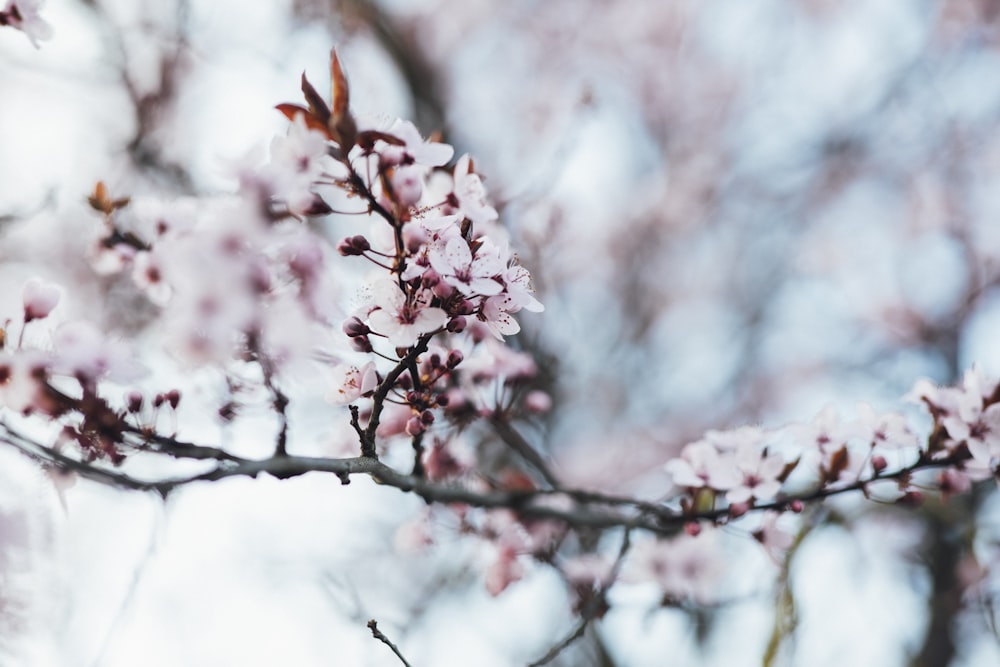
[778,457,800,483]
[88,181,129,215]
[825,446,849,482]
[275,103,332,137]
[300,72,330,124]
[329,48,350,120]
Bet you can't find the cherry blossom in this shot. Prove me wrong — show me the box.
[0,350,48,414]
[429,237,504,296]
[725,443,786,504]
[910,366,1000,463]
[624,533,724,603]
[856,403,920,450]
[326,361,378,405]
[365,278,448,348]
[1,0,52,48]
[21,277,60,323]
[446,154,499,227]
[376,118,454,168]
[265,114,336,216]
[50,321,145,385]
[664,439,741,493]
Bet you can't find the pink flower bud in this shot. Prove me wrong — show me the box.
[524,390,552,413]
[728,501,750,518]
[22,278,60,323]
[342,316,370,338]
[447,316,467,333]
[396,372,413,390]
[302,195,333,217]
[789,499,804,513]
[685,522,702,537]
[871,455,888,474]
[405,415,425,436]
[126,390,144,413]
[446,350,464,369]
[337,235,370,256]
[166,389,181,409]
[421,269,440,288]
[432,280,454,300]
[351,336,373,353]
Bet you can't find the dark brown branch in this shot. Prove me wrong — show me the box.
[0,418,978,539]
[362,336,430,457]
[529,529,632,666]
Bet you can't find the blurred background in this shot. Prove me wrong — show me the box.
[3,0,1000,665]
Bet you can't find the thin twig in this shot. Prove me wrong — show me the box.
[489,415,560,488]
[367,619,413,667]
[529,529,633,666]
[528,618,589,667]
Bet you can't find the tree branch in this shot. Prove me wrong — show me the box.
[367,619,413,667]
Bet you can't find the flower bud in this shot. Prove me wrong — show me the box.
[524,390,552,413]
[342,316,370,338]
[166,389,181,409]
[447,316,467,333]
[126,391,144,414]
[22,278,60,323]
[405,415,425,436]
[337,235,371,256]
[446,350,464,369]
[397,372,413,390]
[351,336,373,353]
[728,501,750,518]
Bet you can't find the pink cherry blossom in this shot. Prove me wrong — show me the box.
[366,278,448,348]
[449,154,499,226]
[50,321,146,384]
[909,367,1000,463]
[664,440,741,492]
[326,361,378,405]
[501,262,544,313]
[380,119,454,168]
[624,533,724,603]
[21,277,60,322]
[266,114,334,216]
[0,350,49,414]
[856,403,920,450]
[429,237,504,297]
[725,443,786,504]
[480,293,522,340]
[1,0,52,48]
